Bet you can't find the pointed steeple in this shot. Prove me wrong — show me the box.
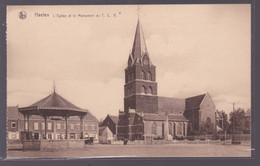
[131,19,148,62]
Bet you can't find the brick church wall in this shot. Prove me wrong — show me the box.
[135,95,158,113]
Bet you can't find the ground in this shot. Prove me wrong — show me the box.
[7,144,252,158]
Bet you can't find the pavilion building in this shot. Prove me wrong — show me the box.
[8,89,99,150]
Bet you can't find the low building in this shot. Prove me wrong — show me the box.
[101,114,118,139]
[99,126,114,144]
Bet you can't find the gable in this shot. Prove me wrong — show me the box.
[200,93,216,109]
[185,94,206,110]
[108,115,118,125]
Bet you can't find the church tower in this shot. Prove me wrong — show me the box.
[124,19,158,113]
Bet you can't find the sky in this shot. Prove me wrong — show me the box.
[7,5,251,120]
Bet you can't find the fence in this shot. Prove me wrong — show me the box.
[110,134,251,145]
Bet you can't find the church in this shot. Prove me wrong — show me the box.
[117,19,216,141]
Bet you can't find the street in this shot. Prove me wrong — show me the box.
[7,144,251,158]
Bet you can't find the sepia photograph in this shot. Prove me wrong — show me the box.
[6,4,252,158]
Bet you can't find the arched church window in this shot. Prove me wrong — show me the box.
[151,122,157,135]
[177,123,183,135]
[147,72,152,81]
[147,86,153,95]
[206,117,211,124]
[141,70,146,80]
[141,85,147,94]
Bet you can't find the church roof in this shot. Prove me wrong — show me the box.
[141,113,188,122]
[143,113,166,121]
[132,19,148,60]
[168,114,189,122]
[127,19,153,67]
[185,94,206,110]
[158,97,185,114]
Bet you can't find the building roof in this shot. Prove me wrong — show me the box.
[7,106,42,120]
[19,91,88,116]
[29,92,82,110]
[108,115,118,124]
[68,111,98,122]
[7,106,21,120]
[143,113,166,121]
[168,114,189,122]
[185,94,206,110]
[158,97,185,114]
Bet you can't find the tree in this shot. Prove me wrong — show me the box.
[98,118,103,127]
[244,108,251,134]
[217,110,230,133]
[199,117,215,134]
[229,108,246,134]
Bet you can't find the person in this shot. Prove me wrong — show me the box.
[123,138,128,145]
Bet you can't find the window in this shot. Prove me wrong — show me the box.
[147,86,153,95]
[34,122,39,130]
[11,122,16,128]
[73,123,79,130]
[132,73,134,80]
[87,124,92,130]
[47,122,52,130]
[147,72,152,81]
[71,124,74,130]
[177,123,183,135]
[70,133,75,139]
[141,71,146,80]
[42,122,45,130]
[56,123,61,130]
[47,133,52,139]
[84,124,88,130]
[151,122,157,135]
[11,133,16,139]
[56,134,61,139]
[141,85,147,94]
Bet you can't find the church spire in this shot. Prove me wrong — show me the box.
[131,19,148,62]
